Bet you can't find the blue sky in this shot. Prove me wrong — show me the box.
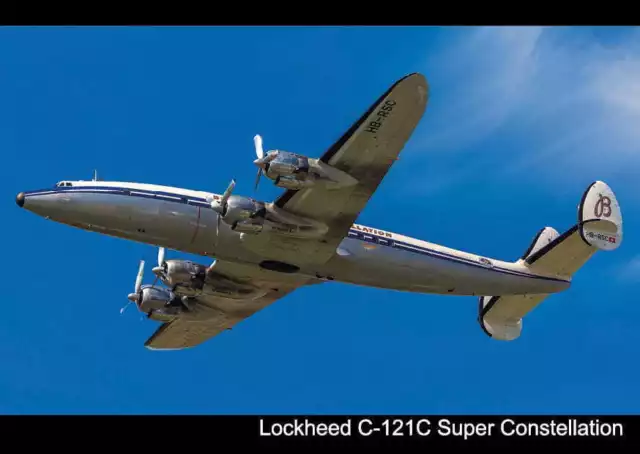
[1,26,639,414]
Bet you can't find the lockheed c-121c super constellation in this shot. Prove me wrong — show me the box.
[15,73,623,350]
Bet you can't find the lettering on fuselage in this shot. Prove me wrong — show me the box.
[364,100,396,134]
[353,224,392,238]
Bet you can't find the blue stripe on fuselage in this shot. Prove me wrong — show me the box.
[23,186,569,284]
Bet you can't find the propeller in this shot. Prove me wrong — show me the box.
[147,246,168,289]
[253,135,265,191]
[152,247,166,278]
[254,134,264,160]
[122,260,145,314]
[253,134,277,192]
[210,179,236,238]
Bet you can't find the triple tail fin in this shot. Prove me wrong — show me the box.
[478,181,623,341]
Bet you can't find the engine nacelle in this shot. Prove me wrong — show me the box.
[138,286,176,313]
[157,258,268,300]
[274,175,316,190]
[262,152,358,190]
[222,195,266,227]
[265,151,310,177]
[162,259,208,289]
[232,220,266,234]
[223,201,329,239]
[231,214,324,238]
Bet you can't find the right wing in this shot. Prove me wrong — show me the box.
[144,259,319,350]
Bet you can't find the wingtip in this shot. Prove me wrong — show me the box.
[399,72,425,82]
[144,342,187,351]
[397,72,429,93]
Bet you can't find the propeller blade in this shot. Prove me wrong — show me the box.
[254,168,262,192]
[157,247,165,267]
[221,179,235,205]
[254,134,264,159]
[134,260,144,294]
[212,179,235,215]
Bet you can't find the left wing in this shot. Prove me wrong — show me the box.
[243,73,429,266]
[144,259,318,350]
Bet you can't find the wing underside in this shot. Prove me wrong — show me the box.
[241,73,429,266]
[144,260,317,350]
[277,73,428,239]
[144,74,429,348]
[145,315,232,350]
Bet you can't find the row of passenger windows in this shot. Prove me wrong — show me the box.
[348,230,393,246]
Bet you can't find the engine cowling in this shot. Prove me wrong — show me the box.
[156,258,267,300]
[263,153,359,191]
[137,286,176,313]
[221,195,266,226]
[265,151,310,177]
[162,259,208,289]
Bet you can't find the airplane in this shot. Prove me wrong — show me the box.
[15,72,623,350]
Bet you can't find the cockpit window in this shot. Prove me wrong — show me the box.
[55,181,73,187]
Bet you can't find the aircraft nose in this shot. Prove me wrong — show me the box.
[16,192,25,208]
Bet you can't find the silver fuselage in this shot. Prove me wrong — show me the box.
[17,181,570,296]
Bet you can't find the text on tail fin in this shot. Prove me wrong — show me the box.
[578,180,623,251]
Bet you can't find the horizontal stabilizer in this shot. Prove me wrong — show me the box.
[520,226,559,261]
[478,294,548,340]
[525,180,622,278]
[478,180,623,341]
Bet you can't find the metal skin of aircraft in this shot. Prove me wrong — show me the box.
[15,73,624,350]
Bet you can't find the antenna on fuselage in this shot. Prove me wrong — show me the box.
[92,170,99,181]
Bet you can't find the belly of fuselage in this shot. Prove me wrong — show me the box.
[321,237,569,296]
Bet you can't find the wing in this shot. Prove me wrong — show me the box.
[144,316,230,351]
[274,73,428,247]
[241,73,428,266]
[144,259,318,350]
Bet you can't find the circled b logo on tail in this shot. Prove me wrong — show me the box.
[594,195,612,218]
